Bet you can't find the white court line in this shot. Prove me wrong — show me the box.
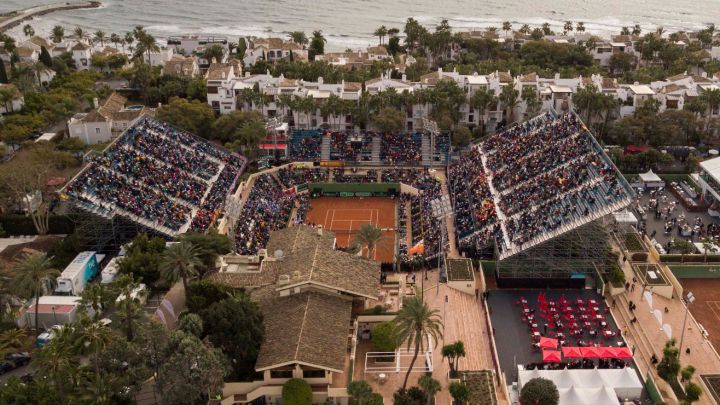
[324,209,330,229]
[330,209,336,230]
[708,301,720,322]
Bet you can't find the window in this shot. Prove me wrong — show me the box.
[211,101,220,109]
[95,127,101,134]
[303,370,326,378]
[270,370,293,379]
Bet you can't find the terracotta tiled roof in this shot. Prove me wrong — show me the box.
[15,47,36,58]
[210,225,379,299]
[205,62,234,80]
[520,72,537,82]
[28,36,53,49]
[367,46,388,55]
[72,42,91,51]
[255,291,352,372]
[82,93,126,123]
[667,73,689,82]
[343,82,362,92]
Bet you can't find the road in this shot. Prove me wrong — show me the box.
[0,364,30,382]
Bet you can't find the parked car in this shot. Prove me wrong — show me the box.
[0,352,31,374]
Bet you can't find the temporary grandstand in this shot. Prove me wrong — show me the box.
[59,116,246,251]
[449,111,634,285]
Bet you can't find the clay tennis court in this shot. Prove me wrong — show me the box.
[677,278,720,351]
[304,197,396,263]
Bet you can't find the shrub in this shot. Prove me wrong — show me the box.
[685,382,702,403]
[520,377,559,405]
[0,215,75,235]
[372,321,400,352]
[282,378,312,405]
[186,279,233,313]
[449,382,471,405]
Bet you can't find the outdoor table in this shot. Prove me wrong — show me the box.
[600,321,607,327]
[595,314,604,320]
[532,331,540,337]
[530,323,538,329]
[577,299,585,305]
[589,330,597,336]
[564,306,574,312]
[603,330,615,337]
[589,299,597,305]
[549,301,556,306]
[593,306,600,312]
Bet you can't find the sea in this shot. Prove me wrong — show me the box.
[2,0,720,51]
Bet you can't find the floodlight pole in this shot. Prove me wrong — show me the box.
[678,291,695,355]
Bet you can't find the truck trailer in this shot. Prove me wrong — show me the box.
[55,251,99,296]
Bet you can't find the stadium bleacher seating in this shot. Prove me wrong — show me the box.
[64,117,245,235]
[448,112,634,258]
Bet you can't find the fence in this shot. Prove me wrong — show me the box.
[667,264,720,278]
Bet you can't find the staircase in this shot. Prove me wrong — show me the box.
[421,134,432,165]
[371,136,382,164]
[320,136,331,161]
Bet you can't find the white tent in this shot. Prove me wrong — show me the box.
[517,367,642,401]
[613,210,638,225]
[588,387,621,405]
[559,387,587,404]
[638,169,664,189]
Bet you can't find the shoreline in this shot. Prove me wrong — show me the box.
[0,1,101,33]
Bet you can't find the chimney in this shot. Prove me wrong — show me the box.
[317,225,323,236]
[402,74,407,81]
[554,73,560,80]
[438,67,443,74]
[211,57,217,64]
[221,71,225,79]
[93,98,99,109]
[318,76,324,84]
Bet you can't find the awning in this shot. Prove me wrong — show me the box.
[562,346,584,358]
[597,347,615,359]
[608,347,633,359]
[580,347,601,358]
[539,337,559,349]
[259,143,287,149]
[542,349,562,363]
[639,169,662,183]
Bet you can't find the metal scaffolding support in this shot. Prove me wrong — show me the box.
[68,202,172,254]
[493,219,615,280]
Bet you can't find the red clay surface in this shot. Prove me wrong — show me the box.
[305,197,396,263]
[677,278,720,352]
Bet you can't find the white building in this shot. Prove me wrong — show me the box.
[206,60,242,113]
[243,37,308,66]
[71,42,93,71]
[141,48,175,67]
[67,93,148,144]
[0,84,25,115]
[166,35,228,55]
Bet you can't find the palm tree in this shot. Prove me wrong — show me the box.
[33,340,78,405]
[576,22,586,33]
[74,27,88,42]
[353,224,385,259]
[160,241,202,299]
[541,22,553,36]
[94,30,106,47]
[418,375,441,405]
[621,26,631,36]
[12,252,59,336]
[23,24,34,37]
[0,328,27,360]
[114,277,145,341]
[394,296,443,389]
[124,31,135,50]
[502,21,512,36]
[136,31,160,63]
[31,61,49,88]
[563,21,574,35]
[74,319,113,377]
[519,24,531,35]
[374,26,388,45]
[470,88,497,136]
[632,24,642,36]
[288,31,308,46]
[109,33,121,50]
[51,25,65,43]
[499,85,519,125]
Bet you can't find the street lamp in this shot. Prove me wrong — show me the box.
[678,291,695,355]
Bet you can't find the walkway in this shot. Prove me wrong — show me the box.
[610,239,720,405]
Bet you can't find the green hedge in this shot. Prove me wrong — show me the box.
[668,264,720,278]
[660,254,720,263]
[0,215,76,235]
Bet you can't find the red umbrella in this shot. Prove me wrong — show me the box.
[542,349,562,363]
[561,346,583,358]
[539,337,558,349]
[597,347,615,359]
[609,347,633,359]
[580,347,600,358]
